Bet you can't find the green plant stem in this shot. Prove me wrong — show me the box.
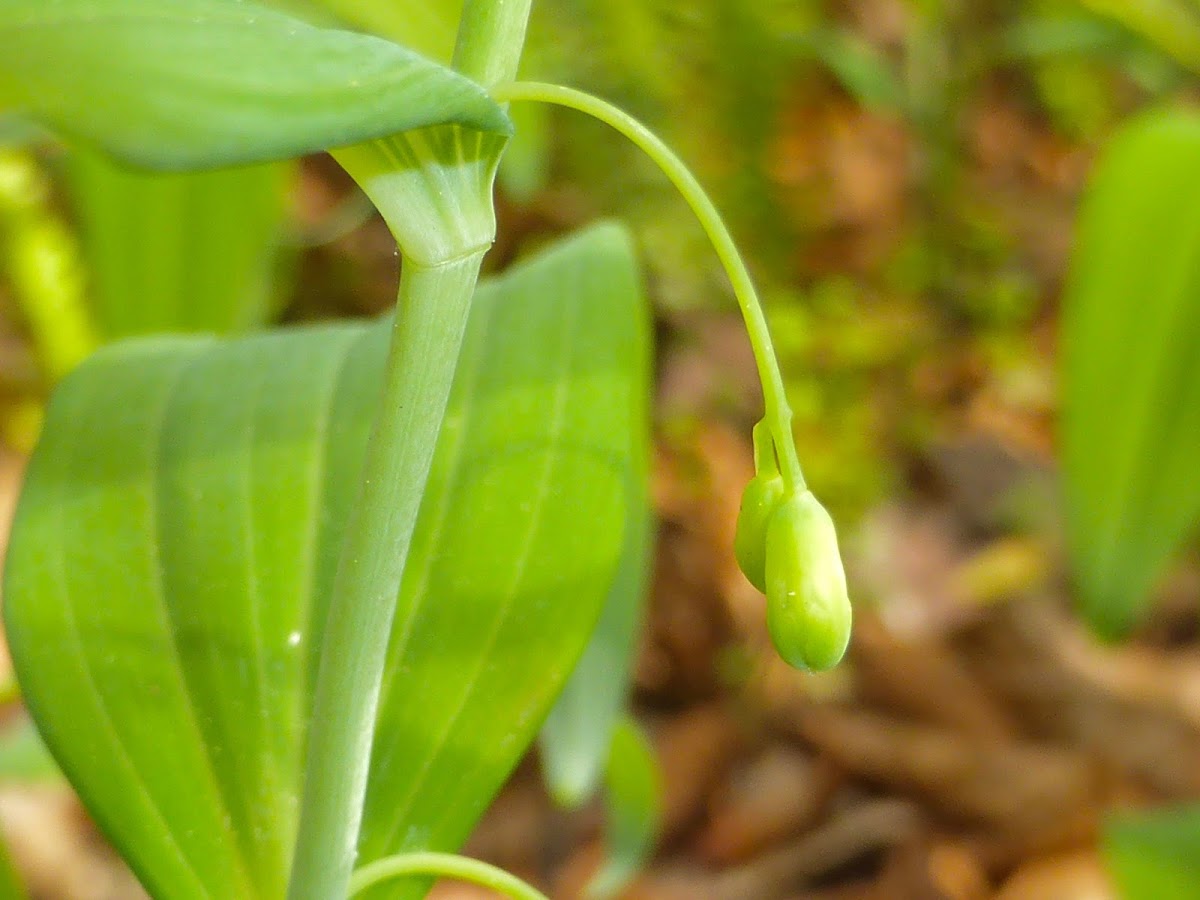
[349,852,548,900]
[491,81,805,491]
[289,4,534,895]
[287,253,484,900]
[452,0,533,88]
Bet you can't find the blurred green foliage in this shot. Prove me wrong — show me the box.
[1106,805,1200,898]
[1061,109,1200,639]
[0,0,1196,523]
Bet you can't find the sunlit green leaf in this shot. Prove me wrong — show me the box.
[540,474,650,806]
[65,146,293,338]
[4,224,649,898]
[0,0,510,170]
[1105,805,1200,898]
[1062,110,1200,637]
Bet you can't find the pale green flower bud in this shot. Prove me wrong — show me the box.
[734,473,786,593]
[764,491,852,671]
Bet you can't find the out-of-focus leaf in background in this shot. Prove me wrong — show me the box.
[586,718,661,900]
[0,828,26,900]
[357,224,650,899]
[64,148,294,339]
[1106,805,1200,898]
[0,148,95,384]
[0,717,62,787]
[3,224,649,899]
[1081,0,1200,74]
[1062,109,1200,638]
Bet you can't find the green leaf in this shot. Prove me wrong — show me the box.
[4,223,650,898]
[540,462,650,806]
[586,719,661,900]
[1062,110,1200,637]
[355,224,648,897]
[538,209,651,809]
[1105,805,1200,898]
[0,0,510,170]
[791,29,906,114]
[64,146,293,338]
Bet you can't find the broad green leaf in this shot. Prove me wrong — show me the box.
[1062,110,1200,637]
[586,719,661,900]
[356,223,648,898]
[540,471,649,806]
[4,223,649,899]
[538,209,651,809]
[0,0,510,170]
[65,146,293,338]
[1105,805,1200,898]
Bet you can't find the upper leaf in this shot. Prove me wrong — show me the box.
[0,0,511,170]
[1062,110,1200,637]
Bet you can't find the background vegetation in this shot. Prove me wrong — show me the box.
[2,0,1200,896]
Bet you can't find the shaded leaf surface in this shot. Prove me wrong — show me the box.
[1062,110,1200,636]
[540,472,650,806]
[66,147,293,338]
[4,224,649,898]
[0,0,509,169]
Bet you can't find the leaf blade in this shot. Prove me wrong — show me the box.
[65,146,294,337]
[4,224,650,898]
[0,0,510,169]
